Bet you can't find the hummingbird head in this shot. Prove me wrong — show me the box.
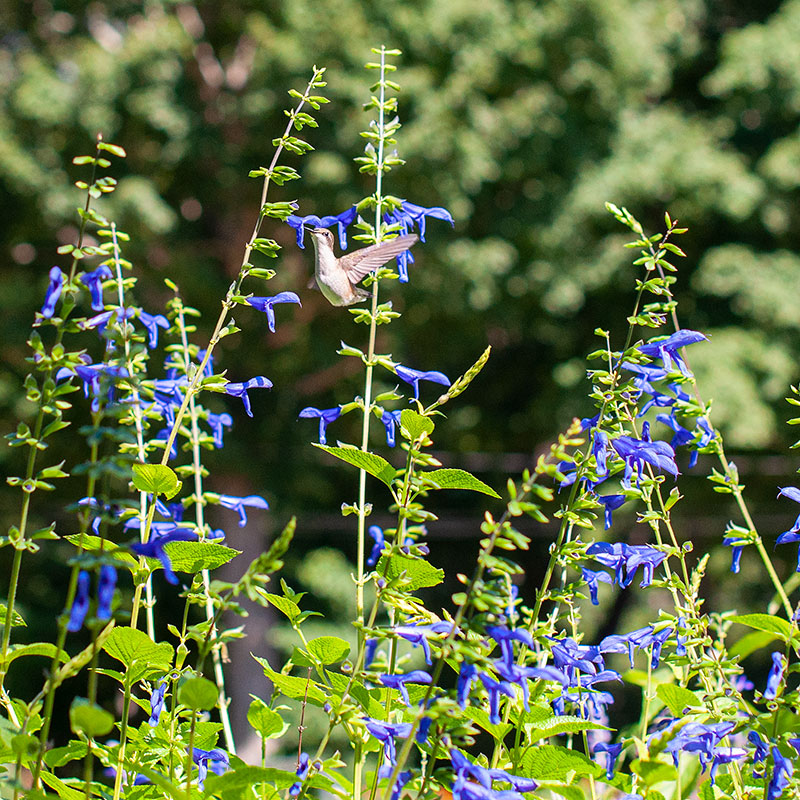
[309,227,335,250]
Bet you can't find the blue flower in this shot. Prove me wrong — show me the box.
[298,406,342,445]
[768,746,793,800]
[593,742,623,780]
[217,493,269,527]
[381,409,402,447]
[478,672,515,724]
[709,747,747,785]
[286,207,358,249]
[661,721,735,770]
[367,525,385,567]
[392,621,453,665]
[599,625,673,668]
[377,765,412,800]
[378,670,432,705]
[612,435,678,486]
[749,730,769,774]
[67,571,91,632]
[485,625,533,669]
[206,411,233,448]
[289,752,310,797]
[56,362,130,413]
[79,265,113,311]
[395,365,451,402]
[456,661,478,708]
[586,542,667,589]
[637,329,708,375]
[223,376,273,417]
[764,652,785,700]
[148,681,167,726]
[131,528,200,584]
[96,565,117,620]
[385,200,454,243]
[247,292,302,333]
[191,747,229,790]
[41,266,64,318]
[592,430,609,479]
[364,719,412,765]
[137,310,170,349]
[581,567,614,605]
[594,494,626,530]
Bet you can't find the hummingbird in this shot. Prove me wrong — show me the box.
[307,227,419,306]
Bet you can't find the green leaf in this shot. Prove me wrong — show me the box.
[729,629,779,660]
[0,604,26,627]
[178,677,218,710]
[631,759,678,786]
[313,444,395,488]
[422,468,500,498]
[102,627,173,670]
[377,554,444,590]
[43,739,88,767]
[69,698,114,737]
[307,636,350,665]
[729,613,793,642]
[247,697,288,739]
[39,771,85,800]
[399,409,434,441]
[253,655,328,706]
[461,706,512,740]
[204,765,296,795]
[7,642,68,664]
[656,684,703,717]
[526,715,610,742]
[162,541,240,573]
[519,744,603,781]
[131,463,182,499]
[257,592,301,622]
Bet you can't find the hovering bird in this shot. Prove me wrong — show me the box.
[307,227,418,306]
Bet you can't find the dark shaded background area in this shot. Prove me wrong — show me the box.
[2,0,800,754]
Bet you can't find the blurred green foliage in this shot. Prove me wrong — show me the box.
[1,0,799,510]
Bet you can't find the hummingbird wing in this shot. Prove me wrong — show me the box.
[339,234,419,283]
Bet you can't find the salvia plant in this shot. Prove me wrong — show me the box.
[3,45,800,800]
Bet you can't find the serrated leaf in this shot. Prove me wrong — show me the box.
[377,554,444,590]
[102,627,173,670]
[313,444,395,487]
[519,744,603,781]
[461,706,512,740]
[656,684,703,717]
[527,715,610,741]
[307,636,350,665]
[162,541,240,573]
[399,409,434,441]
[7,642,68,664]
[422,468,500,498]
[729,613,793,642]
[131,463,182,499]
[631,759,678,786]
[204,765,297,795]
[253,655,328,706]
[247,697,288,739]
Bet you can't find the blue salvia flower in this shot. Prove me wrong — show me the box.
[581,567,614,605]
[289,753,309,797]
[286,207,358,249]
[364,719,412,765]
[377,766,412,800]
[298,406,342,445]
[723,534,747,573]
[67,571,91,632]
[449,749,537,798]
[611,435,678,486]
[41,266,64,318]
[776,486,800,569]
[191,747,229,790]
[79,265,113,310]
[768,747,793,800]
[206,411,233,448]
[223,376,273,417]
[599,625,673,668]
[367,525,385,567]
[592,429,609,479]
[586,542,667,589]
[395,364,451,402]
[764,652,785,700]
[364,638,378,669]
[217,493,269,527]
[148,681,167,726]
[709,747,747,785]
[637,329,708,375]
[593,742,623,780]
[392,621,453,665]
[662,721,735,770]
[478,672,514,724]
[456,661,478,708]
[675,616,687,656]
[381,409,402,447]
[384,201,454,281]
[137,310,170,349]
[96,565,117,620]
[749,730,769,775]
[485,626,533,669]
[131,528,200,584]
[594,494,626,530]
[246,292,302,333]
[378,670,432,706]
